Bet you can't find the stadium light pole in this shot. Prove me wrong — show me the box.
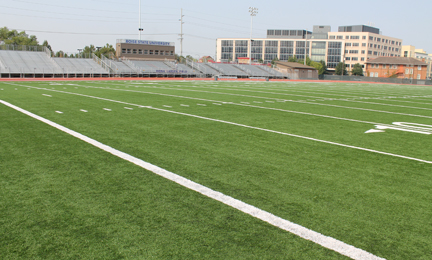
[138,0,143,40]
[249,7,258,65]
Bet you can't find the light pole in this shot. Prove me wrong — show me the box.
[138,0,143,40]
[249,7,258,65]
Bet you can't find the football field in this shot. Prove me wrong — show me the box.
[1,79,432,259]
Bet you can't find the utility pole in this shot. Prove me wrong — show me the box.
[249,7,258,65]
[179,8,184,57]
[138,0,143,40]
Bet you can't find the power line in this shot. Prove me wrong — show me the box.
[10,28,178,36]
[0,5,174,20]
[0,12,177,24]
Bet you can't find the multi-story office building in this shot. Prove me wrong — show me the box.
[328,25,402,71]
[401,45,432,79]
[217,27,344,71]
[216,25,402,73]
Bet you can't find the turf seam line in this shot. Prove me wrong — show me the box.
[0,99,386,260]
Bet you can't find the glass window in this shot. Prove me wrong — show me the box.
[122,48,126,54]
[353,43,359,46]
[337,36,343,39]
[132,49,137,54]
[144,50,148,54]
[362,36,366,39]
[127,49,131,54]
[138,49,143,54]
[149,50,153,55]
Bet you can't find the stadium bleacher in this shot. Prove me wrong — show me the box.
[0,47,287,78]
[53,58,107,74]
[0,50,61,73]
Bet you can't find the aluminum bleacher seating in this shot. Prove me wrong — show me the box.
[0,50,61,73]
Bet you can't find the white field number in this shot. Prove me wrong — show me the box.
[365,122,432,135]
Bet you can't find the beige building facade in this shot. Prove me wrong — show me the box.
[328,31,402,71]
[216,25,402,74]
[401,45,432,79]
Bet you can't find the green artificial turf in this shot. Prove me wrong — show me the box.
[1,80,432,259]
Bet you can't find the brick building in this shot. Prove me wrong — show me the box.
[365,57,428,79]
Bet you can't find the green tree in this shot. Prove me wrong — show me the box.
[271,57,279,66]
[55,50,64,57]
[351,63,363,76]
[0,27,38,46]
[258,59,263,64]
[318,60,327,75]
[288,56,297,62]
[94,43,115,58]
[42,40,52,51]
[335,62,347,75]
[82,44,96,57]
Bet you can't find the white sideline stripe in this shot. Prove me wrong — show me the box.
[55,111,63,114]
[124,107,133,110]
[0,99,385,260]
[163,105,172,108]
[80,109,88,113]
[42,94,52,97]
[103,108,112,111]
[6,83,432,163]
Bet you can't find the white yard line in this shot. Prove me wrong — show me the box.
[106,84,432,119]
[0,99,385,260]
[134,83,432,111]
[5,83,432,164]
[3,82,422,130]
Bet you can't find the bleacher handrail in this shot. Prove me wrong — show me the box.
[122,58,140,73]
[92,53,112,73]
[0,44,46,52]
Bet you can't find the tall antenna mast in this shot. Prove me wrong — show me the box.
[179,8,184,57]
[138,0,143,40]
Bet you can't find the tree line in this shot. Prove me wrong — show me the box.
[0,27,115,58]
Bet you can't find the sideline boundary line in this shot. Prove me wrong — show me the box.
[0,99,385,260]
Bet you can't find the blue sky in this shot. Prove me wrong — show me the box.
[1,0,430,57]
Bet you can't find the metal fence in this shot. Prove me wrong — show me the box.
[320,75,432,85]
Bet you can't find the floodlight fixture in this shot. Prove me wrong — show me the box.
[248,7,258,64]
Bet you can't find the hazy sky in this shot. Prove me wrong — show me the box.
[1,0,431,58]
